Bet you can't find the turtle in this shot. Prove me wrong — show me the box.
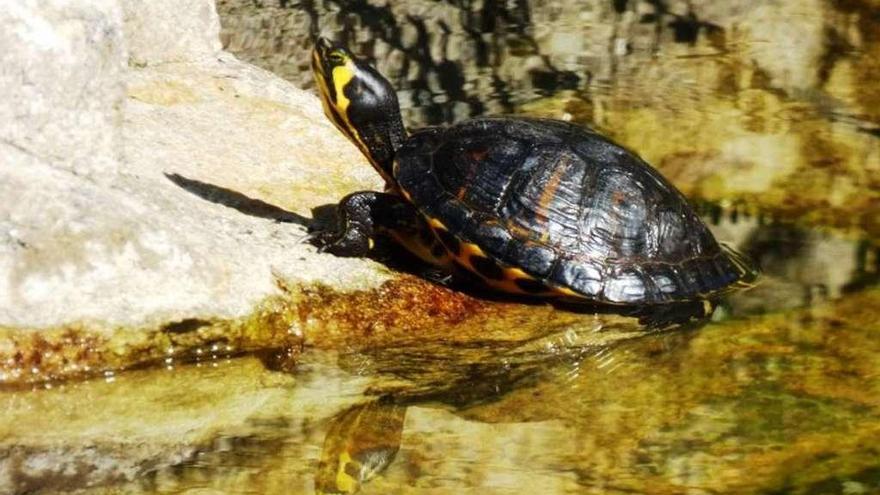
[309,37,757,320]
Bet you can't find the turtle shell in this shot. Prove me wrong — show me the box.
[393,117,756,304]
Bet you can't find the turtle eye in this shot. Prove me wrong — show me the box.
[328,50,345,65]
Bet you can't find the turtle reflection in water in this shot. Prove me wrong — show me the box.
[315,400,406,494]
[309,37,757,324]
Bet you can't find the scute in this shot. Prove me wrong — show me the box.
[395,117,755,304]
[551,256,603,297]
[604,270,646,303]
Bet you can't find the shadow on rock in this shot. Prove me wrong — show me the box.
[164,173,312,227]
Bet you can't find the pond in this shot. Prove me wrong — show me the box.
[4,1,879,493]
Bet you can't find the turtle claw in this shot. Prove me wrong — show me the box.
[307,226,372,257]
[304,227,337,251]
[420,268,454,286]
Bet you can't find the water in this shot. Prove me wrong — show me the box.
[4,1,880,493]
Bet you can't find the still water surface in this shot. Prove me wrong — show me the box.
[6,1,880,493]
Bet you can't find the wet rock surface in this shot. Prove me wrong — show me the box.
[0,357,300,493]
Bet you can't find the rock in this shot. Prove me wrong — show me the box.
[0,0,393,384]
[0,10,382,338]
[0,0,125,178]
[121,0,222,66]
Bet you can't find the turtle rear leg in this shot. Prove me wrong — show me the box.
[631,299,718,329]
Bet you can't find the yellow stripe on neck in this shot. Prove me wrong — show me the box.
[332,64,355,113]
[331,65,366,155]
[329,64,392,182]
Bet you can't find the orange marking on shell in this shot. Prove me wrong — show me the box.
[476,274,528,294]
[505,267,531,280]
[493,280,527,294]
[461,242,486,257]
[388,229,450,269]
[509,223,534,240]
[450,248,560,297]
[434,232,573,299]
[536,156,567,219]
[554,286,583,298]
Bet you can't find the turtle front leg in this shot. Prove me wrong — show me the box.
[309,191,418,257]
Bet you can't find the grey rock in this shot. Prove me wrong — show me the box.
[0,0,389,374]
[121,0,222,66]
[0,0,125,178]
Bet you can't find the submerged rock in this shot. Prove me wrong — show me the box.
[0,357,303,493]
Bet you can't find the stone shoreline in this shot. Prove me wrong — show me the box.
[1,0,399,386]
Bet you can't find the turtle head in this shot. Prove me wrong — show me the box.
[312,38,406,184]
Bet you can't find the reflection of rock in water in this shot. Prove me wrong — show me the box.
[695,201,880,314]
[219,0,583,125]
[217,0,879,124]
[220,0,760,126]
